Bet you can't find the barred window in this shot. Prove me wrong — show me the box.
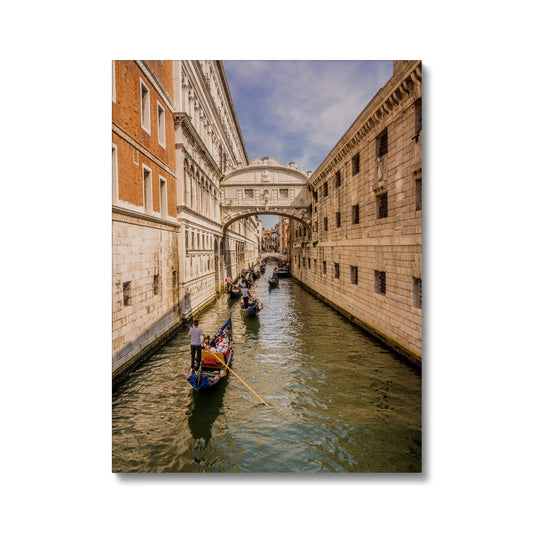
[279,188,289,198]
[352,204,360,224]
[335,170,341,188]
[351,266,358,285]
[415,179,422,211]
[153,274,160,295]
[123,281,131,306]
[376,128,388,158]
[323,261,327,275]
[244,189,254,199]
[308,257,311,269]
[413,277,422,308]
[323,181,328,197]
[415,98,422,136]
[336,211,341,228]
[334,263,340,279]
[351,152,360,175]
[374,270,386,295]
[324,217,328,231]
[377,192,388,219]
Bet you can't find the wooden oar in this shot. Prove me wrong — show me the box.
[254,297,272,311]
[211,352,280,412]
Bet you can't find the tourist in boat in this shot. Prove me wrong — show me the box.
[188,319,204,371]
[225,275,232,292]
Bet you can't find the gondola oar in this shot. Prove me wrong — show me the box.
[254,297,272,311]
[211,352,280,413]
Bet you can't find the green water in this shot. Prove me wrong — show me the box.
[112,265,422,473]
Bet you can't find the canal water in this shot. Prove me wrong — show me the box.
[112,263,422,473]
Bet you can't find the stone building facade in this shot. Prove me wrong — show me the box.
[289,60,422,362]
[112,60,260,382]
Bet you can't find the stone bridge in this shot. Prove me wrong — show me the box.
[220,157,311,233]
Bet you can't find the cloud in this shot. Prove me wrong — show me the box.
[225,60,392,172]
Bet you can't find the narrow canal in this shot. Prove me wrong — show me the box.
[112,263,422,473]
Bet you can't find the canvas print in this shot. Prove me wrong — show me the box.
[112,60,422,473]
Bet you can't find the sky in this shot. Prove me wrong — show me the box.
[224,60,392,228]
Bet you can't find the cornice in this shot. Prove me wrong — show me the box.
[112,123,177,178]
[112,205,181,230]
[174,111,220,178]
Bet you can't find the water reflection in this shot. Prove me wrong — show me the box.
[113,261,421,473]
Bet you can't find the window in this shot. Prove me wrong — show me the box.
[153,274,160,296]
[313,190,318,202]
[415,178,422,211]
[143,166,153,214]
[172,270,177,290]
[413,277,422,308]
[244,189,254,199]
[324,217,328,231]
[157,103,165,148]
[414,98,422,137]
[112,61,116,103]
[323,181,328,197]
[314,259,317,272]
[376,192,388,219]
[308,257,311,269]
[279,188,288,198]
[335,170,341,188]
[336,212,341,228]
[112,144,118,203]
[323,261,327,275]
[351,153,360,175]
[159,177,167,218]
[376,128,388,158]
[352,204,360,224]
[334,263,340,279]
[140,79,150,133]
[185,230,189,251]
[123,281,131,306]
[374,270,386,295]
[351,266,358,285]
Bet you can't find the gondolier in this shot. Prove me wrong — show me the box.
[188,319,203,371]
[241,285,251,308]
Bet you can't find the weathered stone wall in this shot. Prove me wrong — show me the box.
[291,60,422,362]
[112,213,181,373]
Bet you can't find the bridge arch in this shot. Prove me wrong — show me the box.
[220,157,311,233]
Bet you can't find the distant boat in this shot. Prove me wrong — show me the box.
[187,318,233,391]
[228,286,241,298]
[276,261,290,277]
[268,276,279,288]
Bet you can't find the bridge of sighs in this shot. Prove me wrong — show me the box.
[220,157,312,233]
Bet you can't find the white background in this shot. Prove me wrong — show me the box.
[1,1,532,532]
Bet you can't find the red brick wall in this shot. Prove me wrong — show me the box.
[112,60,176,216]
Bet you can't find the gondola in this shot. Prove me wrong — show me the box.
[276,262,290,277]
[187,318,233,391]
[268,275,279,288]
[228,286,241,298]
[240,297,263,317]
